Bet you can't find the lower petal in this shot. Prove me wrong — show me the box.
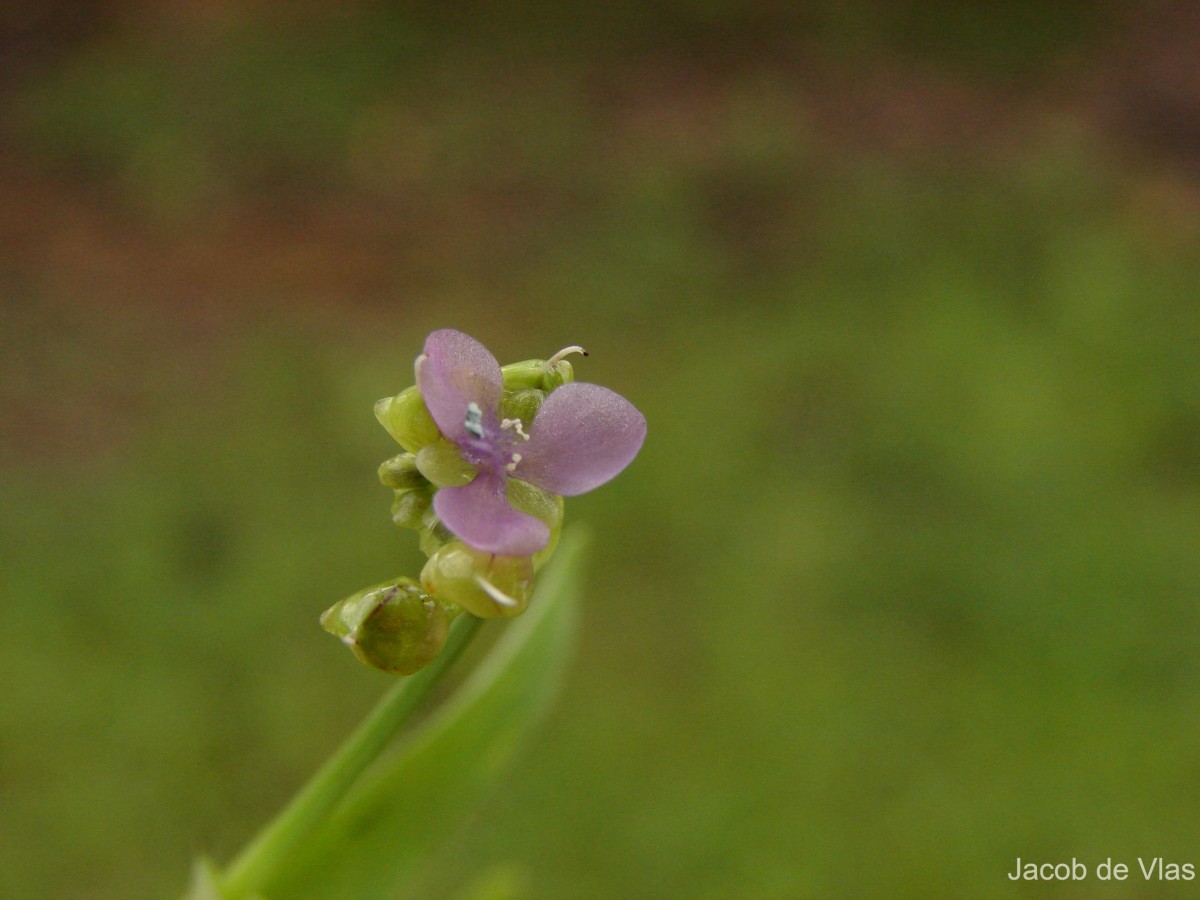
[432,474,550,556]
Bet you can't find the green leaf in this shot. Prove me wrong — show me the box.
[256,529,586,899]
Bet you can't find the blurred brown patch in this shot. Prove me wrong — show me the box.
[3,1,1200,465]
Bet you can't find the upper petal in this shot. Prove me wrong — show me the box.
[517,382,646,496]
[433,473,551,556]
[415,329,503,445]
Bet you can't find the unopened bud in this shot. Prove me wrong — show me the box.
[500,359,549,391]
[375,385,441,453]
[320,578,450,674]
[501,349,582,393]
[420,542,534,619]
[390,487,431,530]
[378,453,427,490]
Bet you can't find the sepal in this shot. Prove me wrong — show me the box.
[415,439,477,487]
[505,479,564,570]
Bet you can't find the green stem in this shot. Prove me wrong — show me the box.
[220,613,484,898]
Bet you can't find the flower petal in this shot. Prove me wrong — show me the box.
[433,473,550,556]
[518,382,646,496]
[415,329,503,445]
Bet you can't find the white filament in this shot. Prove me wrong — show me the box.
[546,345,589,368]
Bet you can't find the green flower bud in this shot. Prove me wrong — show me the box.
[320,578,450,674]
[375,385,441,453]
[390,486,431,530]
[420,542,534,619]
[500,359,549,391]
[499,388,546,425]
[416,439,477,487]
[501,345,584,393]
[378,452,428,490]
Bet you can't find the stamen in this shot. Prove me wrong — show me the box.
[464,401,484,438]
[500,418,531,441]
[474,575,519,608]
[546,345,589,368]
[505,452,523,473]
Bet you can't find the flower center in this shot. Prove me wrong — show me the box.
[459,404,529,479]
[499,417,530,474]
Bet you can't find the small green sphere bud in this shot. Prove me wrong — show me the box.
[420,542,534,619]
[390,487,431,530]
[416,439,477,487]
[320,578,450,674]
[378,453,427,490]
[375,386,441,453]
[499,388,545,425]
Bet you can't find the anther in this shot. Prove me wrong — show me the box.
[505,452,523,473]
[464,401,484,438]
[500,418,531,441]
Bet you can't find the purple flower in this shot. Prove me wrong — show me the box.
[415,329,646,557]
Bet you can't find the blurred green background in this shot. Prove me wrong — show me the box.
[4,2,1200,897]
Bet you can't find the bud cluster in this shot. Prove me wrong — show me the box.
[321,354,573,673]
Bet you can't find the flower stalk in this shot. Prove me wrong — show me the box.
[219,612,484,898]
[189,331,641,898]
